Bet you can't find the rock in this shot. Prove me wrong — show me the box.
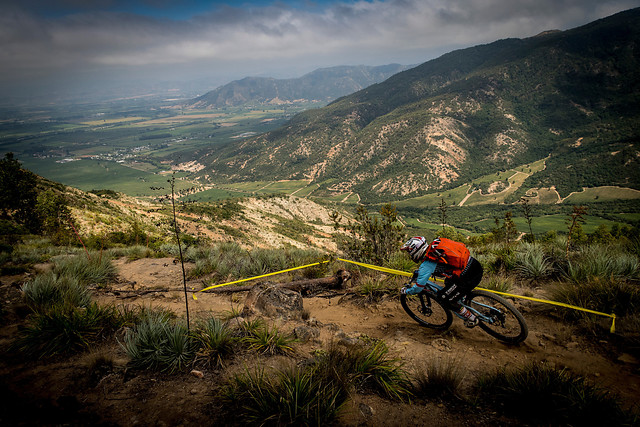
[190,370,204,379]
[359,403,374,418]
[566,342,580,350]
[431,338,452,352]
[294,326,320,343]
[618,353,640,365]
[243,283,304,319]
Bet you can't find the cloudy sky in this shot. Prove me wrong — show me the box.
[1,0,638,102]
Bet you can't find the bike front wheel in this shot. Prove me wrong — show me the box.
[400,292,453,330]
[467,290,528,344]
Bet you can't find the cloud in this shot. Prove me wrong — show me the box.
[0,0,638,94]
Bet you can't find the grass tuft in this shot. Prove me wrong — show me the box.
[411,356,465,399]
[475,362,637,425]
[244,323,296,356]
[12,303,121,358]
[193,317,236,366]
[52,254,117,286]
[21,272,91,311]
[122,316,197,373]
[221,365,348,426]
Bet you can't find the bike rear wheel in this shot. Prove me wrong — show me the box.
[400,292,453,330]
[467,290,528,344]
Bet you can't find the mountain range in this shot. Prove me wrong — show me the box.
[193,8,640,204]
[188,64,412,108]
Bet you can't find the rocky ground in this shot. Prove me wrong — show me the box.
[1,257,639,426]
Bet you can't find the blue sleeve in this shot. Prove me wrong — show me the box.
[405,260,437,295]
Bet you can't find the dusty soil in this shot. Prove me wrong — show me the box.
[1,258,639,426]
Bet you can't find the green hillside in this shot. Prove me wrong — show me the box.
[195,9,640,204]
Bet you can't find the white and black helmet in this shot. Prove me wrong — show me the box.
[400,236,428,263]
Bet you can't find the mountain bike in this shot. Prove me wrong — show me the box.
[400,279,528,344]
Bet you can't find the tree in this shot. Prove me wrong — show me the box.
[438,198,448,233]
[519,197,535,242]
[0,153,39,232]
[566,205,588,257]
[333,204,405,265]
[36,189,74,245]
[492,211,518,245]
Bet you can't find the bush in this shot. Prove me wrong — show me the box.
[244,323,295,356]
[481,273,514,293]
[122,315,197,373]
[193,317,236,366]
[333,204,405,265]
[313,340,411,400]
[475,362,637,425]
[52,254,117,286]
[515,243,552,282]
[12,303,121,358]
[21,272,91,311]
[221,365,348,426]
[550,278,640,318]
[356,277,393,302]
[563,246,640,283]
[411,356,465,399]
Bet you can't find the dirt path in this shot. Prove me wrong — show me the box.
[107,258,640,406]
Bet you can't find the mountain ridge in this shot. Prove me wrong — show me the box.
[194,8,640,203]
[189,64,412,108]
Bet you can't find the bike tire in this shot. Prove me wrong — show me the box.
[400,292,453,330]
[467,290,528,344]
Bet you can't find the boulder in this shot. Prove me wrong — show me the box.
[243,283,304,319]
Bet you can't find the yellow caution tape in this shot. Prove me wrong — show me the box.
[474,287,617,333]
[192,260,331,300]
[336,258,413,277]
[336,258,617,333]
[191,256,617,333]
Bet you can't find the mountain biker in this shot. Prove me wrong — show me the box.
[400,236,483,327]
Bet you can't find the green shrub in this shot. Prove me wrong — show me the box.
[515,243,552,282]
[21,272,91,311]
[52,254,117,286]
[411,356,465,399]
[356,277,392,302]
[550,278,640,318]
[481,273,514,293]
[244,324,295,356]
[385,250,416,273]
[221,365,348,426]
[563,246,640,283]
[193,317,236,366]
[12,303,121,358]
[122,316,197,373]
[123,315,197,373]
[314,340,411,400]
[475,362,637,425]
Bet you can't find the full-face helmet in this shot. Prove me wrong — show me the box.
[400,236,428,263]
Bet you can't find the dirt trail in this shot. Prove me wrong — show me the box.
[1,258,639,426]
[106,258,640,404]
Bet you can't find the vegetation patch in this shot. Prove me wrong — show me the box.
[475,362,638,425]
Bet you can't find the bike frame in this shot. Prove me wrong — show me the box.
[419,279,501,325]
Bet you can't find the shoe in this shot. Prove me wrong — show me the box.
[464,317,479,328]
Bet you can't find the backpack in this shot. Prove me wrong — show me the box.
[425,237,470,278]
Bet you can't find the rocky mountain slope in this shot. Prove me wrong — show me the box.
[195,8,640,203]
